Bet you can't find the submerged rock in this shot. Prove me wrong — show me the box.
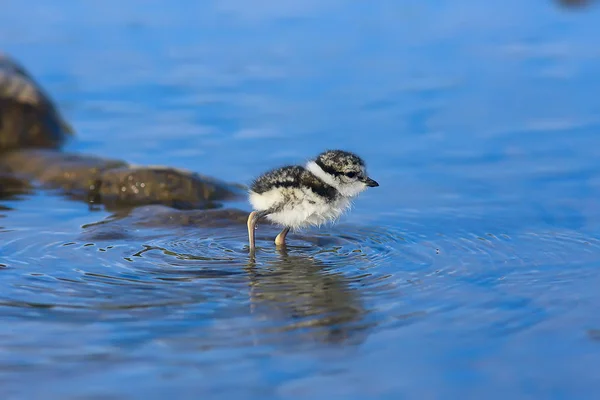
[88,205,249,229]
[0,149,244,209]
[80,205,249,241]
[132,206,249,227]
[0,172,31,200]
[96,166,244,209]
[0,53,73,151]
[0,149,126,194]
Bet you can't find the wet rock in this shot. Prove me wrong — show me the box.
[0,54,244,209]
[0,149,126,196]
[0,172,31,200]
[0,149,244,209]
[0,53,73,151]
[96,166,244,209]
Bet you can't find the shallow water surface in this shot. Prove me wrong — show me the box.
[2,1,600,398]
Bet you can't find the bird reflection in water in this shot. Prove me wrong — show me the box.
[246,248,372,346]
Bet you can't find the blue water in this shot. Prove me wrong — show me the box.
[2,1,600,398]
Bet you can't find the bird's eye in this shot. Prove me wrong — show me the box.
[345,171,357,178]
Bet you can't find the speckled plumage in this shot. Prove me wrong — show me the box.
[314,150,365,177]
[250,165,338,202]
[247,150,379,249]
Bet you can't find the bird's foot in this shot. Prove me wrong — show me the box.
[275,227,290,246]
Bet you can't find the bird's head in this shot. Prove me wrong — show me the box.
[306,149,379,197]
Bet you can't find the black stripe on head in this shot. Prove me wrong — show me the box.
[314,149,365,177]
[315,157,343,177]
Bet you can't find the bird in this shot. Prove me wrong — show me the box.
[246,149,379,250]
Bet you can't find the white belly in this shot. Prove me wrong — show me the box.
[249,187,351,230]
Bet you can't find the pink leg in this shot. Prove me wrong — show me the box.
[275,227,290,246]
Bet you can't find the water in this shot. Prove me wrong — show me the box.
[2,0,600,398]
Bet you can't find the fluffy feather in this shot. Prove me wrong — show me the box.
[248,150,375,232]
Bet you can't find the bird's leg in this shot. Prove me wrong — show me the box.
[247,211,259,251]
[247,210,269,251]
[275,227,290,246]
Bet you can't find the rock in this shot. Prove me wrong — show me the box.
[0,53,73,151]
[0,149,126,196]
[96,166,244,209]
[0,150,245,209]
[0,172,31,200]
[0,55,245,210]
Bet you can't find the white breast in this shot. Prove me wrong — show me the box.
[249,188,351,230]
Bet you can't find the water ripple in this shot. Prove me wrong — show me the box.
[2,214,600,354]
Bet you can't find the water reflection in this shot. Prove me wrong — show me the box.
[246,248,371,346]
[75,207,379,347]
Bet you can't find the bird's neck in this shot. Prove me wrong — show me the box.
[307,161,368,198]
[306,160,341,191]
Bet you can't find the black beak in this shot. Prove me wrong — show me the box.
[363,177,379,187]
